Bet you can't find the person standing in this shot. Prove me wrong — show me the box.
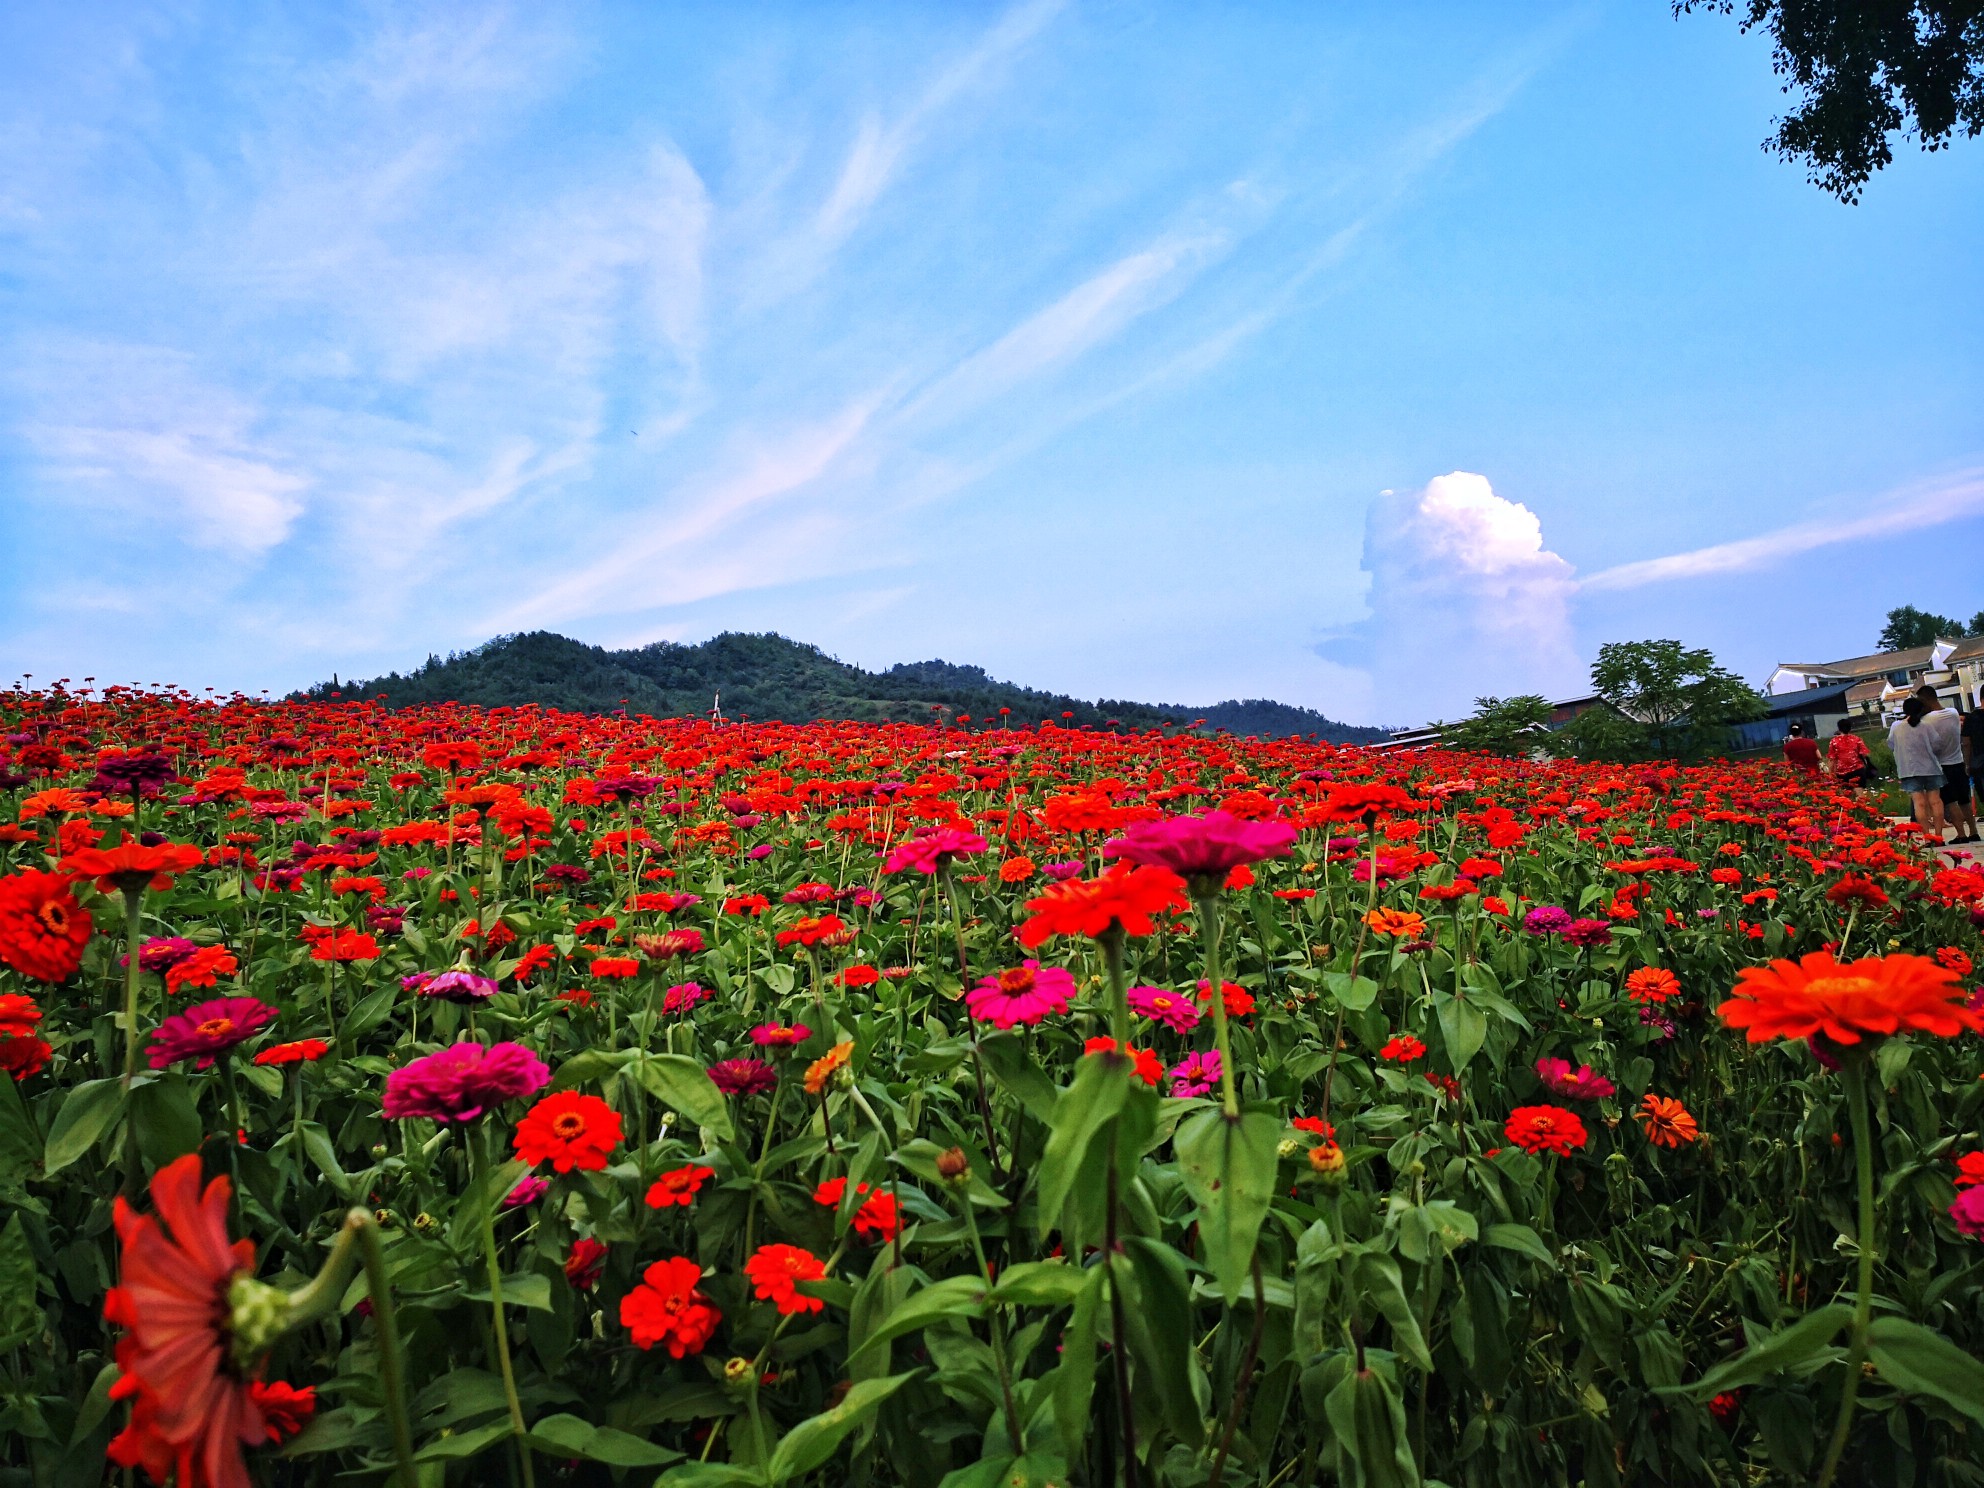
[1782,720,1821,774]
[1913,685,1975,844]
[1826,718,1875,787]
[1889,696,1949,840]
[1965,699,1984,817]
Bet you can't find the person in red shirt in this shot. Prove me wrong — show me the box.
[1826,718,1874,787]
[1782,720,1821,774]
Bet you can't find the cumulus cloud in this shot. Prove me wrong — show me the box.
[1343,472,1582,720]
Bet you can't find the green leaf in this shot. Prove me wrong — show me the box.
[43,1079,124,1175]
[1325,972,1380,1012]
[1435,990,1488,1073]
[0,1070,42,1181]
[978,1033,1057,1123]
[1173,1108,1281,1300]
[1354,1253,1434,1373]
[549,1049,633,1092]
[1035,1054,1129,1238]
[843,1276,985,1366]
[764,1371,918,1484]
[1324,1365,1421,1488]
[1675,1304,1853,1397]
[414,1419,515,1461]
[526,1414,683,1467]
[0,1214,41,1350]
[656,1464,765,1487]
[466,1272,553,1312]
[1482,1223,1557,1269]
[1867,1317,1984,1426]
[1119,1238,1206,1449]
[343,984,399,1043]
[631,1054,735,1141]
[988,1261,1088,1309]
[449,1157,531,1252]
[129,1075,203,1167]
[1049,1265,1106,1461]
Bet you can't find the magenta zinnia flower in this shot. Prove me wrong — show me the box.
[1562,918,1613,948]
[1535,1057,1615,1101]
[1167,1048,1222,1099]
[406,968,499,1003]
[708,1058,777,1097]
[1951,1186,1984,1239]
[135,936,198,973]
[503,1175,550,1209]
[1104,810,1295,889]
[146,996,277,1069]
[662,981,709,1015]
[382,1041,550,1122]
[1522,906,1573,935]
[882,827,990,875]
[751,1022,812,1048]
[1127,984,1201,1033]
[965,961,1074,1029]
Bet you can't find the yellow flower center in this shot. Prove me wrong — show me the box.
[1804,975,1878,1001]
[997,967,1035,994]
[197,1018,235,1039]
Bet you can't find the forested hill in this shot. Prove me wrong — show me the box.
[296,631,1388,741]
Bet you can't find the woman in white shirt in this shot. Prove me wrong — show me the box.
[1888,696,1948,840]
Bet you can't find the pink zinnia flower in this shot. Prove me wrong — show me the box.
[382,1041,550,1123]
[882,827,989,875]
[1167,1048,1222,1098]
[405,969,498,1003]
[965,961,1074,1029]
[1127,985,1201,1033]
[135,936,199,973]
[503,1175,550,1209]
[1522,906,1573,935]
[662,981,709,1015]
[147,996,277,1070]
[1951,1186,1984,1240]
[707,1058,776,1096]
[1104,810,1295,888]
[751,1022,812,1048]
[1535,1057,1615,1101]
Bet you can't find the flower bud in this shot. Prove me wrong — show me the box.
[936,1146,972,1187]
[724,1357,756,1387]
[1276,1138,1303,1160]
[413,1212,436,1232]
[227,1275,291,1368]
[1307,1142,1347,1185]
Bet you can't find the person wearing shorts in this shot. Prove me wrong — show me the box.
[1915,685,1976,844]
[1889,696,1948,839]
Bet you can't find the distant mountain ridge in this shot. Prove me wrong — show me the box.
[297,631,1389,742]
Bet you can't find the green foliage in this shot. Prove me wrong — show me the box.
[1442,695,1553,756]
[1879,603,1973,651]
[295,630,1391,741]
[1559,638,1765,762]
[1677,1,1984,202]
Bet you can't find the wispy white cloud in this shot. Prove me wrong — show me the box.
[1580,468,1984,591]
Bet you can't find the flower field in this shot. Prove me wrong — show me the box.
[2,689,1983,1488]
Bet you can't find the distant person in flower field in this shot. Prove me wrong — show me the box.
[1889,696,1950,841]
[1914,685,1977,844]
[1965,698,1984,826]
[1781,719,1820,775]
[1826,718,1875,788]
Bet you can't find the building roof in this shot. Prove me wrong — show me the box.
[1776,643,1943,680]
[1764,679,1854,716]
[1947,635,1984,664]
[1846,678,1886,704]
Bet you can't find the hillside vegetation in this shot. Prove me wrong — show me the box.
[297,630,1389,740]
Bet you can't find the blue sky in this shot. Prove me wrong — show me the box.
[2,2,1979,726]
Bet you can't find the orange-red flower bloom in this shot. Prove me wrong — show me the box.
[804,1040,855,1096]
[513,1091,623,1173]
[1719,951,1979,1046]
[63,836,203,894]
[1625,967,1680,1005]
[0,869,93,984]
[645,1164,715,1209]
[620,1256,721,1357]
[1503,1104,1586,1157]
[744,1243,827,1315]
[1016,862,1187,947]
[1635,1094,1699,1148]
[1363,908,1426,938]
[104,1154,270,1488]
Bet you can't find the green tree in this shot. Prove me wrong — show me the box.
[1444,695,1554,756]
[1560,639,1765,762]
[1678,2,1984,202]
[1969,609,1984,637]
[1878,604,1963,651]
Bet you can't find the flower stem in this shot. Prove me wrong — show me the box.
[118,887,145,1198]
[471,1125,535,1488]
[1817,1059,1877,1488]
[1098,927,1129,1046]
[1193,893,1239,1118]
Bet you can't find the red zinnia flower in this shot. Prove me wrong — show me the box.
[743,1243,828,1315]
[1016,862,1187,947]
[1380,1034,1426,1063]
[514,1091,623,1173]
[166,945,239,996]
[308,930,378,963]
[1504,1104,1587,1157]
[1720,952,1978,1046]
[645,1164,715,1208]
[63,836,203,894]
[564,1238,608,1290]
[1082,1036,1163,1087]
[104,1155,270,1488]
[253,1039,330,1067]
[620,1256,721,1357]
[0,868,94,984]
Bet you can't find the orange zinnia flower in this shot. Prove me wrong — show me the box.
[804,1040,855,1095]
[62,835,203,894]
[1635,1094,1699,1148]
[1719,951,1978,1046]
[1625,967,1680,1005]
[513,1091,623,1173]
[1015,862,1187,947]
[1363,907,1426,938]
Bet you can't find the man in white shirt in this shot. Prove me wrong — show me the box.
[1914,686,1976,844]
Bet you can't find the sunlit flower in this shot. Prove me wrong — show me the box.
[1504,1104,1586,1157]
[743,1243,828,1315]
[1635,1093,1699,1147]
[621,1257,721,1357]
[1720,951,1978,1046]
[514,1091,623,1173]
[965,961,1073,1028]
